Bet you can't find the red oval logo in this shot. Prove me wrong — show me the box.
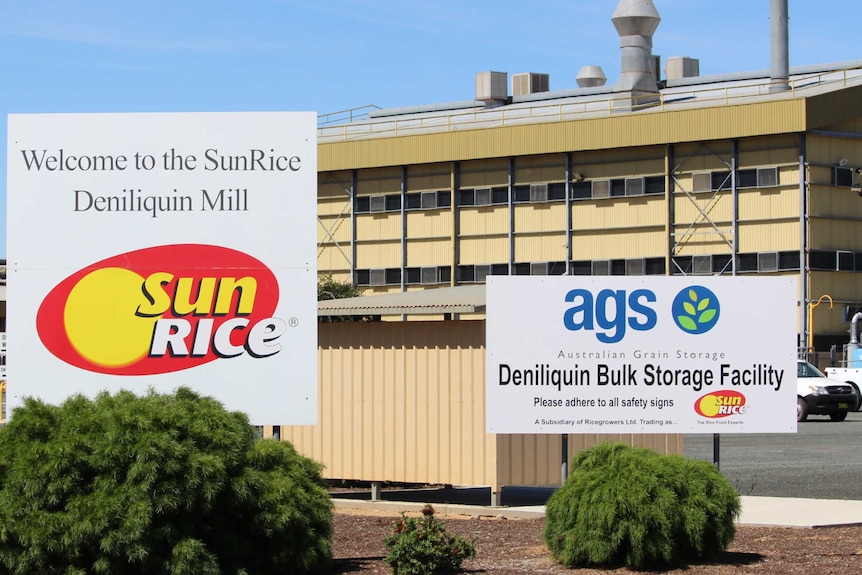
[694,390,748,418]
[36,244,281,375]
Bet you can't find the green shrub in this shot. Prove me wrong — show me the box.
[0,387,332,574]
[384,504,475,575]
[543,442,740,570]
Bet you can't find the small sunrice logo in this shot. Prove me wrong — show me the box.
[695,390,748,418]
[36,244,285,375]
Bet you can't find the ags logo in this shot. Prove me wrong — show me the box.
[36,244,284,375]
[695,390,748,418]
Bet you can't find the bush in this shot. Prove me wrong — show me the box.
[543,442,740,570]
[0,387,332,574]
[384,504,475,575]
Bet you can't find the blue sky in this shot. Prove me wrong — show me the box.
[3,0,860,259]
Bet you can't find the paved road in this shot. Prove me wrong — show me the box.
[684,410,862,500]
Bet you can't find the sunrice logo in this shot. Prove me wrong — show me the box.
[672,286,720,335]
[562,284,721,343]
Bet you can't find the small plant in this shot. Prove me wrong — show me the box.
[384,504,476,575]
[543,442,740,570]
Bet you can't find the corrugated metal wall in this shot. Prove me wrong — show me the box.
[280,320,684,491]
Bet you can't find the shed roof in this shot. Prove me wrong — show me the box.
[317,285,485,317]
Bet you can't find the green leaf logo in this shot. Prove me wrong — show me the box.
[673,286,720,334]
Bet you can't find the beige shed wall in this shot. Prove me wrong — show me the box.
[280,320,683,491]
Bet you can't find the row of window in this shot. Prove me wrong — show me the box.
[353,249,862,286]
[352,167,790,213]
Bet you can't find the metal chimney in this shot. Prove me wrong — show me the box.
[770,0,790,92]
[612,0,661,109]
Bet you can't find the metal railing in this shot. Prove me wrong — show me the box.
[318,66,862,144]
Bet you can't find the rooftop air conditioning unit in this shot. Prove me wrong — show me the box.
[665,56,700,81]
[475,187,492,206]
[529,183,548,202]
[476,71,508,106]
[512,72,550,96]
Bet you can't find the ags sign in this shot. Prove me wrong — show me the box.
[36,244,284,375]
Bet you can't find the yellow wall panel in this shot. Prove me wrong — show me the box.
[408,162,452,192]
[458,207,510,235]
[808,132,862,168]
[514,233,567,262]
[809,185,862,220]
[318,198,352,217]
[356,213,403,239]
[460,158,509,188]
[320,100,809,171]
[738,188,800,220]
[316,247,352,273]
[356,243,402,267]
[513,203,567,233]
[571,198,667,229]
[406,239,454,266]
[571,229,666,259]
[406,210,454,238]
[317,217,351,244]
[319,172,352,199]
[810,219,862,251]
[460,237,509,263]
[738,221,799,251]
[356,167,402,195]
[673,193,734,223]
[515,154,566,183]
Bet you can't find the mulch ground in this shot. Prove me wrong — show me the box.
[331,509,862,575]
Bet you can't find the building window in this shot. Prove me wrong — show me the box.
[834,167,854,187]
[405,266,452,285]
[356,268,403,286]
[405,191,452,210]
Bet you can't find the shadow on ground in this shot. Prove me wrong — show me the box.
[330,485,557,507]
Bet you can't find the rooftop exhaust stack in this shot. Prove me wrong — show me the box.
[770,0,790,92]
[576,66,607,88]
[612,0,661,109]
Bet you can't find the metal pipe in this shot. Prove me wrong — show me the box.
[770,0,790,92]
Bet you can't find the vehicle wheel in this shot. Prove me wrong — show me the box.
[830,411,848,422]
[797,397,808,422]
[850,383,862,412]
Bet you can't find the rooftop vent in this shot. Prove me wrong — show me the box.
[512,72,550,96]
[611,0,661,109]
[665,56,700,80]
[576,65,607,88]
[476,71,508,107]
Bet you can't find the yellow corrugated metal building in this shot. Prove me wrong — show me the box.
[296,3,862,498]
